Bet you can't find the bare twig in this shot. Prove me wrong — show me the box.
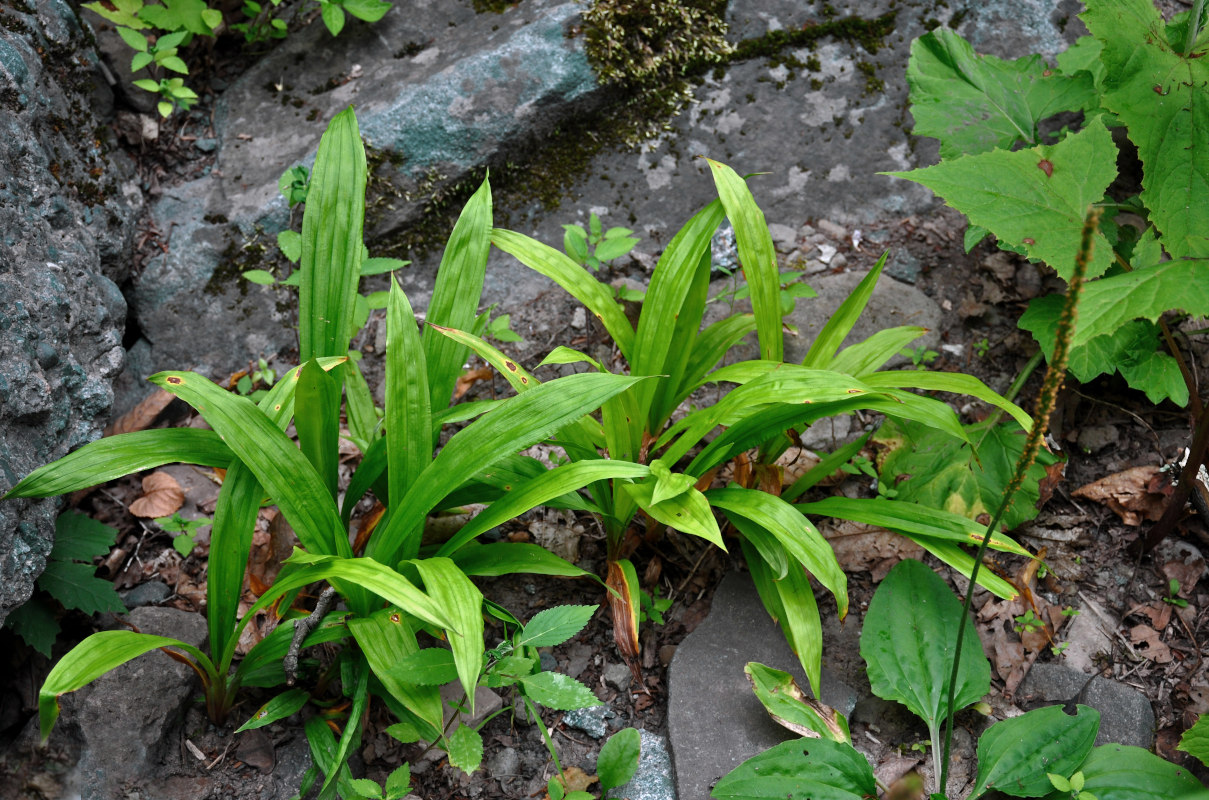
[284,586,337,686]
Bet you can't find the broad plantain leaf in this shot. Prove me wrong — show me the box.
[971,704,1099,798]
[711,738,877,800]
[598,728,642,793]
[1049,743,1209,800]
[860,559,990,744]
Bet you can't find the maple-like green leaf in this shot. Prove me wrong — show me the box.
[51,511,118,563]
[1082,0,1209,258]
[886,119,1117,281]
[138,0,216,35]
[6,598,59,657]
[874,417,1054,531]
[906,29,1098,157]
[38,561,127,616]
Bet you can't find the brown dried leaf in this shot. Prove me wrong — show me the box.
[1127,601,1172,631]
[105,389,175,436]
[990,624,1028,689]
[1129,624,1173,663]
[235,729,275,773]
[1162,557,1206,597]
[775,446,821,486]
[820,520,925,581]
[553,766,597,795]
[454,366,494,400]
[128,471,185,518]
[1072,466,1167,526]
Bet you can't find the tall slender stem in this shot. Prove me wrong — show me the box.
[1185,0,1205,56]
[937,208,1098,795]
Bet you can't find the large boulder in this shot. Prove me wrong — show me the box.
[0,0,142,625]
[120,0,601,409]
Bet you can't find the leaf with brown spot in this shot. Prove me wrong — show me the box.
[1130,624,1173,663]
[128,471,185,518]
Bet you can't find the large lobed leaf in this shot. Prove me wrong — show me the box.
[906,28,1098,157]
[886,119,1118,281]
[1082,0,1209,259]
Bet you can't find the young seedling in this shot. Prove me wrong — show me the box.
[156,512,213,558]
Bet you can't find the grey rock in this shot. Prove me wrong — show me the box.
[486,745,521,779]
[440,683,503,729]
[0,0,141,625]
[615,730,675,800]
[530,520,581,565]
[886,249,922,285]
[563,705,615,739]
[61,607,207,799]
[667,572,858,800]
[785,270,942,365]
[603,661,633,692]
[1061,595,1118,674]
[121,580,172,608]
[767,222,799,253]
[1016,663,1156,749]
[123,0,600,407]
[1076,424,1119,454]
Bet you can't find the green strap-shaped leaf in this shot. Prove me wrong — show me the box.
[624,479,724,549]
[386,278,433,502]
[649,247,713,431]
[632,200,724,413]
[860,559,990,746]
[728,514,790,579]
[435,460,649,557]
[491,228,635,359]
[348,608,443,741]
[1083,0,1209,259]
[236,688,310,733]
[423,176,492,412]
[918,540,1018,601]
[706,160,782,362]
[343,356,378,452]
[797,496,1031,557]
[1076,742,1209,799]
[711,739,877,800]
[906,28,1098,157]
[296,359,342,500]
[450,542,594,579]
[370,371,644,567]
[4,429,231,499]
[40,631,212,740]
[299,106,365,361]
[235,610,351,688]
[802,253,887,368]
[411,558,484,709]
[861,370,1032,430]
[678,313,758,397]
[885,120,1117,282]
[709,487,847,620]
[208,462,262,674]
[342,437,386,528]
[774,563,823,697]
[970,704,1099,798]
[829,325,928,378]
[745,662,851,743]
[148,371,349,558]
[319,657,369,800]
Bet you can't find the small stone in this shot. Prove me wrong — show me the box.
[562,705,613,739]
[485,746,520,778]
[658,645,677,668]
[539,651,558,672]
[615,730,675,800]
[1061,596,1117,674]
[817,219,847,240]
[1017,663,1155,748]
[829,253,848,270]
[529,520,581,564]
[603,662,632,691]
[886,250,922,284]
[35,342,59,368]
[121,580,172,608]
[1076,424,1119,454]
[570,307,587,329]
[767,222,798,253]
[194,138,219,153]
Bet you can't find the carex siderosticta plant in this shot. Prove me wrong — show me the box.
[713,210,1209,800]
[5,106,646,797]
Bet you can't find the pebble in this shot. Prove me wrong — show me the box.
[121,580,171,608]
[603,661,632,691]
[817,219,848,239]
[563,705,614,739]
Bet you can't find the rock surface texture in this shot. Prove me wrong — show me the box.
[0,0,141,625]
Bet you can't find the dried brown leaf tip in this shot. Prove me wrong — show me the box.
[128,471,186,518]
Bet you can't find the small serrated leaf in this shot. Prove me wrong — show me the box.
[52,511,118,563]
[517,671,600,710]
[516,605,597,648]
[445,723,483,775]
